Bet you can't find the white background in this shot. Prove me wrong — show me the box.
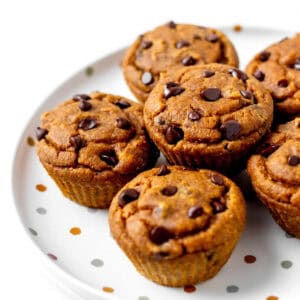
[1,0,300,299]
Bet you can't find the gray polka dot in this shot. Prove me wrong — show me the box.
[28,228,37,236]
[285,232,295,238]
[281,260,293,269]
[138,297,149,300]
[87,207,98,213]
[226,285,239,293]
[91,259,104,267]
[85,66,94,76]
[36,207,47,215]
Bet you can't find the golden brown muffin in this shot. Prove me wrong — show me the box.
[109,165,246,286]
[245,34,300,120]
[248,117,300,237]
[36,92,158,208]
[123,21,239,102]
[144,63,273,173]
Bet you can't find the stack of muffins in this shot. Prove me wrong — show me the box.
[35,22,300,287]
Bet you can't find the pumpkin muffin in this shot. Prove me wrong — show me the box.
[109,165,246,286]
[144,63,273,173]
[248,117,300,237]
[36,91,158,208]
[123,21,239,102]
[245,34,300,120]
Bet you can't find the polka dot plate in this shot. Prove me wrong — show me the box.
[12,27,299,300]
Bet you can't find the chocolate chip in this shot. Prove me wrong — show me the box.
[100,150,119,166]
[211,199,226,213]
[70,135,84,151]
[165,125,184,144]
[157,164,170,176]
[188,205,203,218]
[118,188,139,207]
[161,185,177,196]
[168,21,176,29]
[115,99,131,109]
[149,226,173,245]
[240,90,253,99]
[228,68,248,82]
[182,56,197,66]
[203,70,215,78]
[201,88,221,101]
[288,155,300,166]
[164,82,185,99]
[253,70,265,81]
[78,118,97,130]
[36,127,48,141]
[294,58,300,70]
[176,40,190,48]
[141,40,153,49]
[221,120,241,141]
[206,34,219,43]
[278,79,289,87]
[258,51,271,62]
[259,144,280,157]
[188,110,201,121]
[193,34,201,40]
[141,71,154,85]
[116,117,131,129]
[73,94,91,101]
[211,174,224,186]
[79,100,92,111]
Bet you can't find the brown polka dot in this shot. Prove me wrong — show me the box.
[184,285,196,293]
[102,287,114,293]
[70,227,81,235]
[27,136,35,146]
[233,24,242,32]
[266,296,279,300]
[244,255,256,264]
[36,184,47,192]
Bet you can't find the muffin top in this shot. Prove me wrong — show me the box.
[36,92,157,174]
[144,63,273,155]
[109,166,246,259]
[123,22,239,102]
[245,34,300,117]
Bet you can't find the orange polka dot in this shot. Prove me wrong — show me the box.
[70,227,81,235]
[266,297,279,300]
[36,184,47,192]
[102,286,114,293]
[184,285,196,293]
[233,24,242,32]
[27,136,35,146]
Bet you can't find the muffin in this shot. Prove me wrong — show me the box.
[36,91,158,208]
[109,165,246,286]
[123,21,239,102]
[144,63,273,173]
[248,117,300,237]
[245,34,300,120]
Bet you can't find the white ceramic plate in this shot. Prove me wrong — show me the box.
[12,26,299,300]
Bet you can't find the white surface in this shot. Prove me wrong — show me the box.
[2,0,300,299]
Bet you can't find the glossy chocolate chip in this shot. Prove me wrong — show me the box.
[70,135,84,151]
[206,34,219,43]
[100,151,119,166]
[116,117,131,130]
[78,118,97,130]
[240,90,253,99]
[228,68,248,82]
[149,226,173,245]
[288,155,300,166]
[259,144,280,157]
[294,58,300,70]
[73,94,91,101]
[203,70,215,78]
[182,56,197,66]
[36,127,48,141]
[168,21,176,29]
[221,120,241,141]
[164,82,185,99]
[176,40,190,48]
[258,51,271,62]
[188,205,204,218]
[161,185,177,196]
[165,125,184,144]
[253,70,265,81]
[278,79,289,87]
[141,71,154,85]
[141,40,153,49]
[115,99,131,109]
[79,100,92,111]
[157,164,170,176]
[118,188,139,208]
[211,199,226,214]
[201,88,221,101]
[188,110,201,121]
[211,174,224,186]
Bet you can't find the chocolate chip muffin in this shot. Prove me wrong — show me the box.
[109,166,246,286]
[36,91,158,208]
[123,21,239,102]
[248,117,300,237]
[246,34,300,120]
[144,63,273,173]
